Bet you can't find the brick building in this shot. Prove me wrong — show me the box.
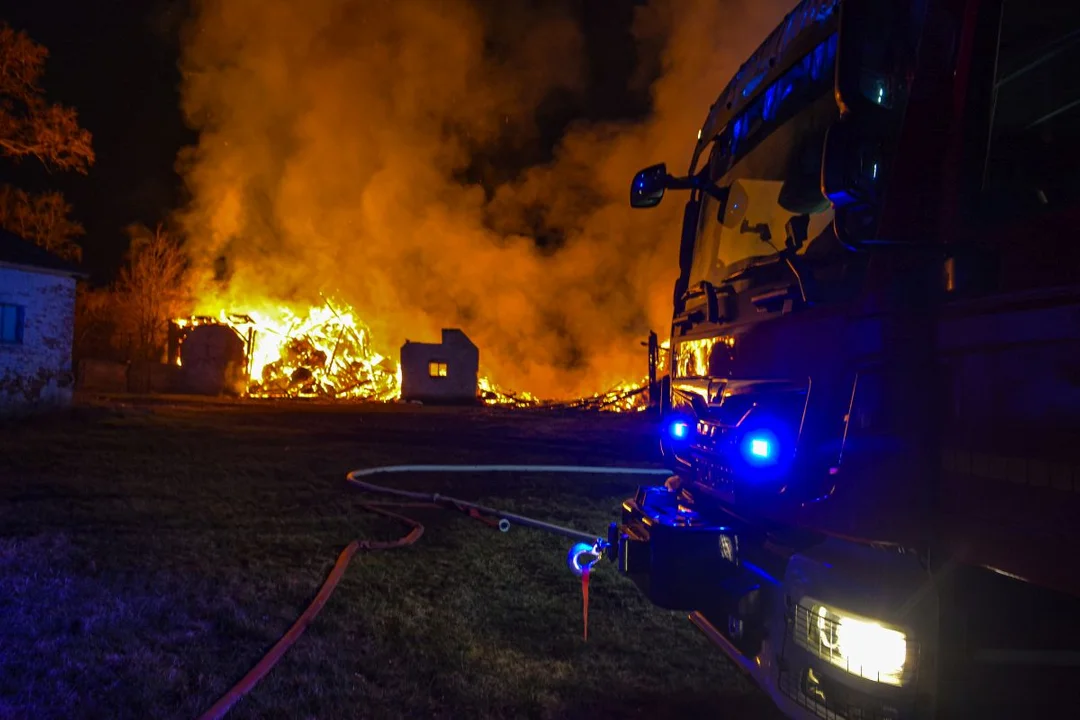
[0,230,85,412]
[400,328,479,404]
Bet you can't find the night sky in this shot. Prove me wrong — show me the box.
[1,0,649,284]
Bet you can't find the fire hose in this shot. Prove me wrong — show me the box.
[196,464,671,720]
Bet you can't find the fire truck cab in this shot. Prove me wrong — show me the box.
[614,0,1080,717]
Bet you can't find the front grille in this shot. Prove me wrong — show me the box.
[691,419,738,490]
[693,419,732,449]
[778,667,901,720]
[694,456,734,489]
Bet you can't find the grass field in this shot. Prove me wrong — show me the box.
[0,398,781,719]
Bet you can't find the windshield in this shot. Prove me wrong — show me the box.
[688,33,847,292]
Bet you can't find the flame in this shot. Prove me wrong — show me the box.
[478,374,650,412]
[561,378,650,412]
[174,297,652,410]
[175,300,399,400]
[478,375,541,408]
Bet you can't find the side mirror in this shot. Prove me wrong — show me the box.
[821,118,883,209]
[631,163,670,209]
[821,118,887,248]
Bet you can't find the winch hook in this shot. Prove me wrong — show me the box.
[567,541,604,577]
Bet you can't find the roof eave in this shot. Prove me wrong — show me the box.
[0,260,89,280]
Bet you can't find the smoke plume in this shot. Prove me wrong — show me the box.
[176,0,790,399]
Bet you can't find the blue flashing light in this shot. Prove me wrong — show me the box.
[669,420,690,440]
[740,428,781,468]
[750,438,771,459]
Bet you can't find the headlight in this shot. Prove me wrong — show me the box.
[794,597,912,686]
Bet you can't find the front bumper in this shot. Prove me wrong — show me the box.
[609,483,927,720]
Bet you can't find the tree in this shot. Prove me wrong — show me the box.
[73,283,122,362]
[0,22,94,172]
[0,22,93,262]
[116,223,189,361]
[0,185,84,261]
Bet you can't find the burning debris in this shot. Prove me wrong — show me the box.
[477,376,650,413]
[478,376,542,408]
[171,298,653,411]
[557,381,650,412]
[250,311,398,400]
[172,301,399,400]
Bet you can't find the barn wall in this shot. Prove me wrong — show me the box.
[179,324,248,396]
[0,267,77,412]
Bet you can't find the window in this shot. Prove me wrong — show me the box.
[0,304,25,344]
[692,87,843,292]
[687,33,843,288]
[718,33,838,175]
[428,361,448,378]
[982,3,1080,216]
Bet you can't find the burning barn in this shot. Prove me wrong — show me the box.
[169,303,399,399]
[400,329,479,404]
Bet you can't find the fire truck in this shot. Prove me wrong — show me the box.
[612,0,1080,717]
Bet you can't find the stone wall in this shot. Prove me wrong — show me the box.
[128,361,184,394]
[77,359,129,393]
[0,267,77,412]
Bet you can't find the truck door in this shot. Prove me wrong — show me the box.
[937,1,1080,714]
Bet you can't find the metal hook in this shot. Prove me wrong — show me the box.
[567,542,602,577]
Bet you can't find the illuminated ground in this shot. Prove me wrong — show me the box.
[0,398,781,719]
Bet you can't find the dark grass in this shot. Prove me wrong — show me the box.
[0,398,782,719]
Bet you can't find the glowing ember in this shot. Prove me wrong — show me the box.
[559,379,650,412]
[478,376,541,408]
[174,298,652,410]
[477,375,649,412]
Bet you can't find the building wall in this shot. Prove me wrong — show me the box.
[0,267,77,412]
[400,329,479,403]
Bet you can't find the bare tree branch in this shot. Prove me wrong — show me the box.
[116,223,190,361]
[0,22,94,173]
[0,184,85,261]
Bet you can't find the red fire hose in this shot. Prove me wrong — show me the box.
[195,464,669,720]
